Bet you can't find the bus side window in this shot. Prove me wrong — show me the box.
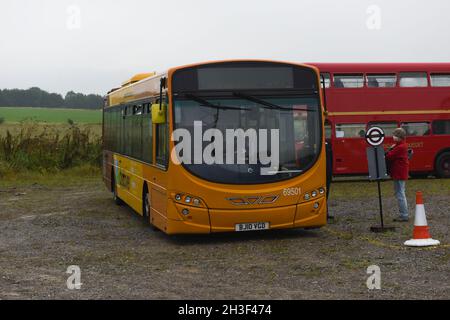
[125,105,133,156]
[333,74,364,88]
[399,72,428,87]
[430,74,450,87]
[335,124,366,138]
[366,74,397,88]
[432,120,450,135]
[368,122,398,137]
[155,95,169,168]
[142,103,153,164]
[401,122,430,136]
[321,73,331,88]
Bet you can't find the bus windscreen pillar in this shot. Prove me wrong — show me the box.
[365,127,396,233]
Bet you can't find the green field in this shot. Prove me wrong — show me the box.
[0,107,102,124]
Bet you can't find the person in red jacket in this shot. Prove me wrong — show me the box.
[385,128,409,222]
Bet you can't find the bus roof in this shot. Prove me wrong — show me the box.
[107,72,166,107]
[106,60,320,107]
[309,63,450,73]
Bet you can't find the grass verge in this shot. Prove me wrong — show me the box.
[0,165,102,188]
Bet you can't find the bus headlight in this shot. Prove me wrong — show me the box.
[172,193,206,208]
[304,193,311,201]
[319,188,325,195]
[312,191,318,198]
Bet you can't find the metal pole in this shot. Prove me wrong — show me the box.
[374,147,384,229]
[377,180,384,228]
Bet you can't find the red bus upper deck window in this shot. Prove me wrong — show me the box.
[333,74,364,88]
[366,74,397,88]
[430,74,450,87]
[399,72,428,87]
[321,73,331,88]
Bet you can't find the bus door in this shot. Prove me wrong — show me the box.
[334,123,367,174]
[401,122,433,172]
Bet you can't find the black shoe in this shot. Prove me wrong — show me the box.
[393,216,409,222]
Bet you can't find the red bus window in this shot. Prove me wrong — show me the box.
[368,122,398,136]
[399,72,428,87]
[366,74,397,88]
[432,120,450,135]
[333,74,364,88]
[335,124,366,138]
[430,74,450,87]
[401,122,430,136]
[321,73,331,88]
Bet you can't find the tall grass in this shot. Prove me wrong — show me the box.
[0,122,102,175]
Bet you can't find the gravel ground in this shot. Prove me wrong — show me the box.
[0,179,448,300]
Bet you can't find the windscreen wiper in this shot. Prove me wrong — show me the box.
[233,92,317,112]
[184,93,249,111]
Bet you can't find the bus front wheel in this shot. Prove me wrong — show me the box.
[435,152,450,178]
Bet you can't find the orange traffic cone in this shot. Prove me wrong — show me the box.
[404,192,440,247]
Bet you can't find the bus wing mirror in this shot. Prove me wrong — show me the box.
[151,103,166,124]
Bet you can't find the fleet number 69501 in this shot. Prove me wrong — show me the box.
[283,187,301,196]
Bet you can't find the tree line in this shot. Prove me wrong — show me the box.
[0,87,103,110]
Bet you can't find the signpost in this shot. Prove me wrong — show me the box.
[365,127,396,233]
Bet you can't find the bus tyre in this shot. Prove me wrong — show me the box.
[143,189,158,231]
[112,175,123,205]
[435,152,450,178]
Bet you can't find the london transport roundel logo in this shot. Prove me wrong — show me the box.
[365,127,385,146]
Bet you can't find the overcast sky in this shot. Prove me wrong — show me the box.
[1,0,449,95]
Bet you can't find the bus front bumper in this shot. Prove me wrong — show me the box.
[165,197,327,235]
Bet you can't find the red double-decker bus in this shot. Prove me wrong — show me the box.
[311,63,450,178]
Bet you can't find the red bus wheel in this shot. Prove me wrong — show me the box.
[435,152,450,178]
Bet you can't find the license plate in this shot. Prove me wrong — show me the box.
[235,222,270,232]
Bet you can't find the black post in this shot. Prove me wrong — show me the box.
[370,146,395,233]
[366,128,395,233]
[374,148,384,228]
[377,180,384,228]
